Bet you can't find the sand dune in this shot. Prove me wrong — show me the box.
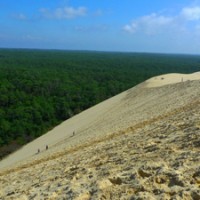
[0,72,200,199]
[146,72,200,88]
[0,89,128,170]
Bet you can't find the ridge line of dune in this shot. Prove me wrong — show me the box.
[1,99,199,177]
[146,72,200,88]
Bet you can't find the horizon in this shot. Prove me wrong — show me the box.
[1,0,200,54]
[1,47,200,56]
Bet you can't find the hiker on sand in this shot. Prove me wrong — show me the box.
[46,145,48,150]
[37,149,40,154]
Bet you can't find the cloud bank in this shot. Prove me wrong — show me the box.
[181,6,200,20]
[123,6,200,35]
[123,13,173,35]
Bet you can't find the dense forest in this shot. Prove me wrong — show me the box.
[0,49,200,159]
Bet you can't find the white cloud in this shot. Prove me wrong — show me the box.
[181,6,200,20]
[40,6,87,19]
[123,5,200,36]
[141,13,173,26]
[123,13,173,35]
[123,24,137,33]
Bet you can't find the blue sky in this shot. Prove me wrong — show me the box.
[1,0,200,54]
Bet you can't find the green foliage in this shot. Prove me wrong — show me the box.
[0,49,200,159]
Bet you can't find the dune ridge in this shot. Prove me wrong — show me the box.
[0,73,200,199]
[146,71,200,88]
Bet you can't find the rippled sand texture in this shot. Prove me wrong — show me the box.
[0,73,200,199]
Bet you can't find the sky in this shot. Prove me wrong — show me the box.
[1,0,200,54]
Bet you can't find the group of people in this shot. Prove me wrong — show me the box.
[37,145,48,154]
[37,131,75,154]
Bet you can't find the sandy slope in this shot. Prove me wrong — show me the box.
[146,72,200,88]
[0,88,127,170]
[0,72,200,199]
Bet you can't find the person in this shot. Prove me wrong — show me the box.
[46,145,48,150]
[73,131,75,136]
[38,149,40,154]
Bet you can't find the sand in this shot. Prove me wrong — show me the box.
[0,72,200,199]
[0,88,127,170]
[146,72,200,88]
